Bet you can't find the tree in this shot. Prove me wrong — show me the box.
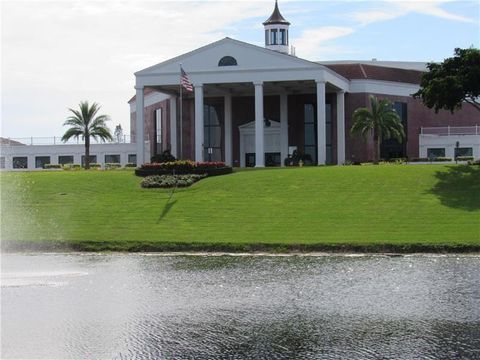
[350,95,405,164]
[414,47,480,113]
[62,101,113,169]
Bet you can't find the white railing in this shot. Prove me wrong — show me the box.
[420,125,479,136]
[1,135,133,146]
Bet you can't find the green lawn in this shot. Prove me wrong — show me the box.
[1,165,479,251]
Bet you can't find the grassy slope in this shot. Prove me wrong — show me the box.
[1,165,479,251]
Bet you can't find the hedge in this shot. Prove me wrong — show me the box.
[135,160,232,177]
[44,164,62,169]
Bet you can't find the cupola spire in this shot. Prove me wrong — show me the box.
[263,1,291,54]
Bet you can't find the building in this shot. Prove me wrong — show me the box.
[2,1,478,171]
[129,1,479,167]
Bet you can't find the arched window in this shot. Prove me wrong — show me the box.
[218,56,237,66]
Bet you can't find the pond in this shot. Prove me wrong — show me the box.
[2,253,479,359]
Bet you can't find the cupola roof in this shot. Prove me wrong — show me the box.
[263,0,290,25]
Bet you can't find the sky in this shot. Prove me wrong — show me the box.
[1,0,479,139]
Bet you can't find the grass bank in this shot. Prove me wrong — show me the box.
[1,165,479,252]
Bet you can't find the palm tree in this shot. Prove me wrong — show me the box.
[350,95,405,164]
[62,101,113,169]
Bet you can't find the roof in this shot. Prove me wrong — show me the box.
[322,63,424,84]
[0,137,25,146]
[128,87,157,103]
[263,0,290,25]
[319,60,427,71]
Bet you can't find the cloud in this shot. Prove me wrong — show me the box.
[292,27,356,60]
[347,0,474,26]
[1,0,272,137]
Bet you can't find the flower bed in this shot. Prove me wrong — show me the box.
[135,160,232,177]
[141,174,206,188]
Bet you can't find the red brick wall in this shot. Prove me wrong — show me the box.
[344,93,479,160]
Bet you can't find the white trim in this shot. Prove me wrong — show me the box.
[130,91,171,113]
[349,79,420,97]
[135,87,145,165]
[316,81,326,165]
[169,97,177,157]
[224,94,233,166]
[336,91,345,165]
[280,93,288,167]
[254,82,265,167]
[194,85,204,162]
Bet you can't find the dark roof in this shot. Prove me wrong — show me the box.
[263,0,290,25]
[323,63,423,84]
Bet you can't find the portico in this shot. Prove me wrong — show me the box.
[134,37,349,167]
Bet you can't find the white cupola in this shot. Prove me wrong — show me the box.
[263,0,290,54]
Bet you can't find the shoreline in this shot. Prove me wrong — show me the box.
[2,241,480,254]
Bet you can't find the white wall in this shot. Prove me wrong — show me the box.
[419,134,480,158]
[0,142,150,170]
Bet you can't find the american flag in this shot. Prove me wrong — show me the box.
[181,67,193,92]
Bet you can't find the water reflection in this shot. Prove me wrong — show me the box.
[2,254,479,359]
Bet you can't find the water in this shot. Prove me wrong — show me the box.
[2,253,480,359]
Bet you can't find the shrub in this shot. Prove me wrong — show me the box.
[125,163,137,168]
[63,164,81,170]
[388,158,407,163]
[44,164,62,169]
[141,174,206,188]
[105,163,121,170]
[433,157,452,162]
[410,158,428,162]
[87,163,101,169]
[467,159,480,165]
[455,156,474,161]
[151,150,176,163]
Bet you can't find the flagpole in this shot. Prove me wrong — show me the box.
[179,63,183,159]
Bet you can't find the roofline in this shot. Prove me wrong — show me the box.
[135,37,350,85]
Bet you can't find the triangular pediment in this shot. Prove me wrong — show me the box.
[136,38,321,76]
[238,120,280,130]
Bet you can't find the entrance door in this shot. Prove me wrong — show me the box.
[203,104,222,162]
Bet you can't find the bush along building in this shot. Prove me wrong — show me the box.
[129,1,479,167]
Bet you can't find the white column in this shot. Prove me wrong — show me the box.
[336,90,345,165]
[135,86,145,165]
[280,92,288,167]
[169,97,177,158]
[254,82,265,167]
[316,81,326,165]
[194,84,204,162]
[224,94,232,166]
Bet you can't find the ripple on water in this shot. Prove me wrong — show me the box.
[1,254,479,359]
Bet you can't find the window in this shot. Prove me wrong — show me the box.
[455,147,473,158]
[156,108,162,153]
[204,104,222,162]
[35,156,50,169]
[0,157,5,169]
[81,155,97,167]
[58,156,74,165]
[128,154,137,165]
[427,148,445,158]
[279,29,286,45]
[304,103,317,164]
[218,56,237,66]
[13,157,28,169]
[105,154,120,164]
[265,30,269,45]
[381,102,407,160]
[270,29,277,45]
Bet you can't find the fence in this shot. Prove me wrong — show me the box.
[1,135,133,146]
[420,126,479,136]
